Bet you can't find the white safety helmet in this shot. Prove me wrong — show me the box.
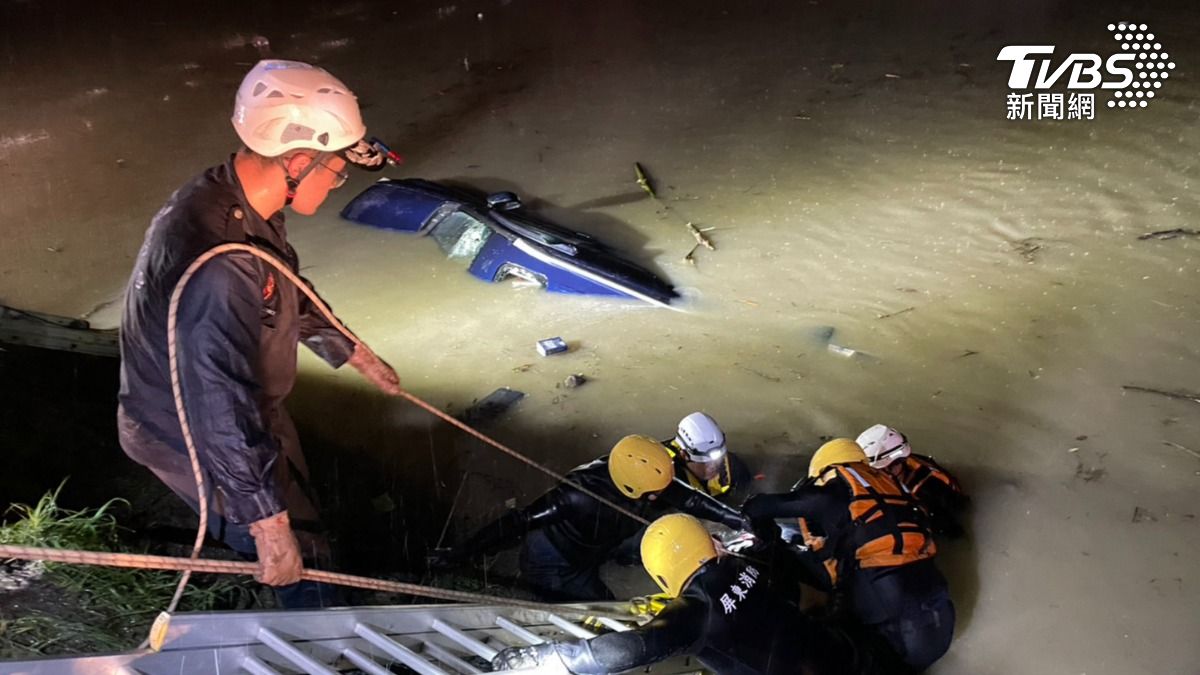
[856,424,911,469]
[232,60,367,158]
[674,412,728,463]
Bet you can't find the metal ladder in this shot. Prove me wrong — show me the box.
[0,602,694,675]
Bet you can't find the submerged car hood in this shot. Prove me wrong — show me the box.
[340,179,678,306]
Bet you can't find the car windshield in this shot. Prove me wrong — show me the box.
[429,210,492,262]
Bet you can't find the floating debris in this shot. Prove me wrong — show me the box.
[459,387,525,425]
[1137,228,1200,241]
[537,337,569,357]
[686,222,716,251]
[1011,237,1044,262]
[828,344,857,358]
[634,162,656,198]
[737,365,782,383]
[876,306,915,320]
[1163,441,1200,461]
[682,245,699,265]
[1131,506,1158,523]
[1122,385,1200,406]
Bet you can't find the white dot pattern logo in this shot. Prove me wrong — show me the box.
[1110,22,1173,109]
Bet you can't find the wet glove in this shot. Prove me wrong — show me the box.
[348,344,402,395]
[491,643,560,671]
[630,592,673,617]
[248,511,304,586]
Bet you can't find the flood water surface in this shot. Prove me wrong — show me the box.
[3,1,1199,672]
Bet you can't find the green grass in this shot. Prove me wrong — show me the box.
[0,483,259,658]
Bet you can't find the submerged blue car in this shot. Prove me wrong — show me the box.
[340,179,678,308]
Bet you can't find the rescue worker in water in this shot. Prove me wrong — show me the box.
[435,435,750,602]
[117,60,399,607]
[490,513,899,675]
[664,412,753,502]
[856,424,969,539]
[744,439,955,672]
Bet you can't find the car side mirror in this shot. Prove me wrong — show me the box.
[486,191,522,211]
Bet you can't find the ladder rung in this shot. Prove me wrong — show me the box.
[242,655,286,675]
[423,640,484,674]
[257,627,337,675]
[592,616,632,632]
[354,623,450,675]
[495,617,545,645]
[342,646,398,675]
[546,614,596,639]
[431,619,499,660]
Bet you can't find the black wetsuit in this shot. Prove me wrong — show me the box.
[745,481,954,672]
[530,556,893,675]
[457,457,748,601]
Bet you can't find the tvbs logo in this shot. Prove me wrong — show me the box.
[999,45,1134,89]
[997,23,1174,119]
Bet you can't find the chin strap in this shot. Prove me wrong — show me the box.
[280,153,327,206]
[284,176,299,206]
[279,139,393,205]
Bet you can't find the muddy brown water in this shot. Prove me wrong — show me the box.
[2,0,1199,672]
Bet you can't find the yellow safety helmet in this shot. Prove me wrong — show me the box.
[608,435,675,499]
[640,514,718,597]
[807,438,868,479]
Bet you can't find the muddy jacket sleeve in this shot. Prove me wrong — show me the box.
[661,479,750,530]
[458,490,564,555]
[296,273,356,368]
[551,597,706,674]
[176,255,284,524]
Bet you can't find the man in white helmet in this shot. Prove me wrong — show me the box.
[664,412,753,501]
[117,60,398,607]
[856,425,968,539]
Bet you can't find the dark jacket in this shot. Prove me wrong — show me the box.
[459,457,748,567]
[546,556,890,675]
[117,158,355,524]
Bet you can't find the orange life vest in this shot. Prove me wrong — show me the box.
[801,462,936,579]
[895,454,962,501]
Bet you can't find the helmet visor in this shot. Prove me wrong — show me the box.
[680,442,728,464]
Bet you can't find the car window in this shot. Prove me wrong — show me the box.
[429,210,492,262]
